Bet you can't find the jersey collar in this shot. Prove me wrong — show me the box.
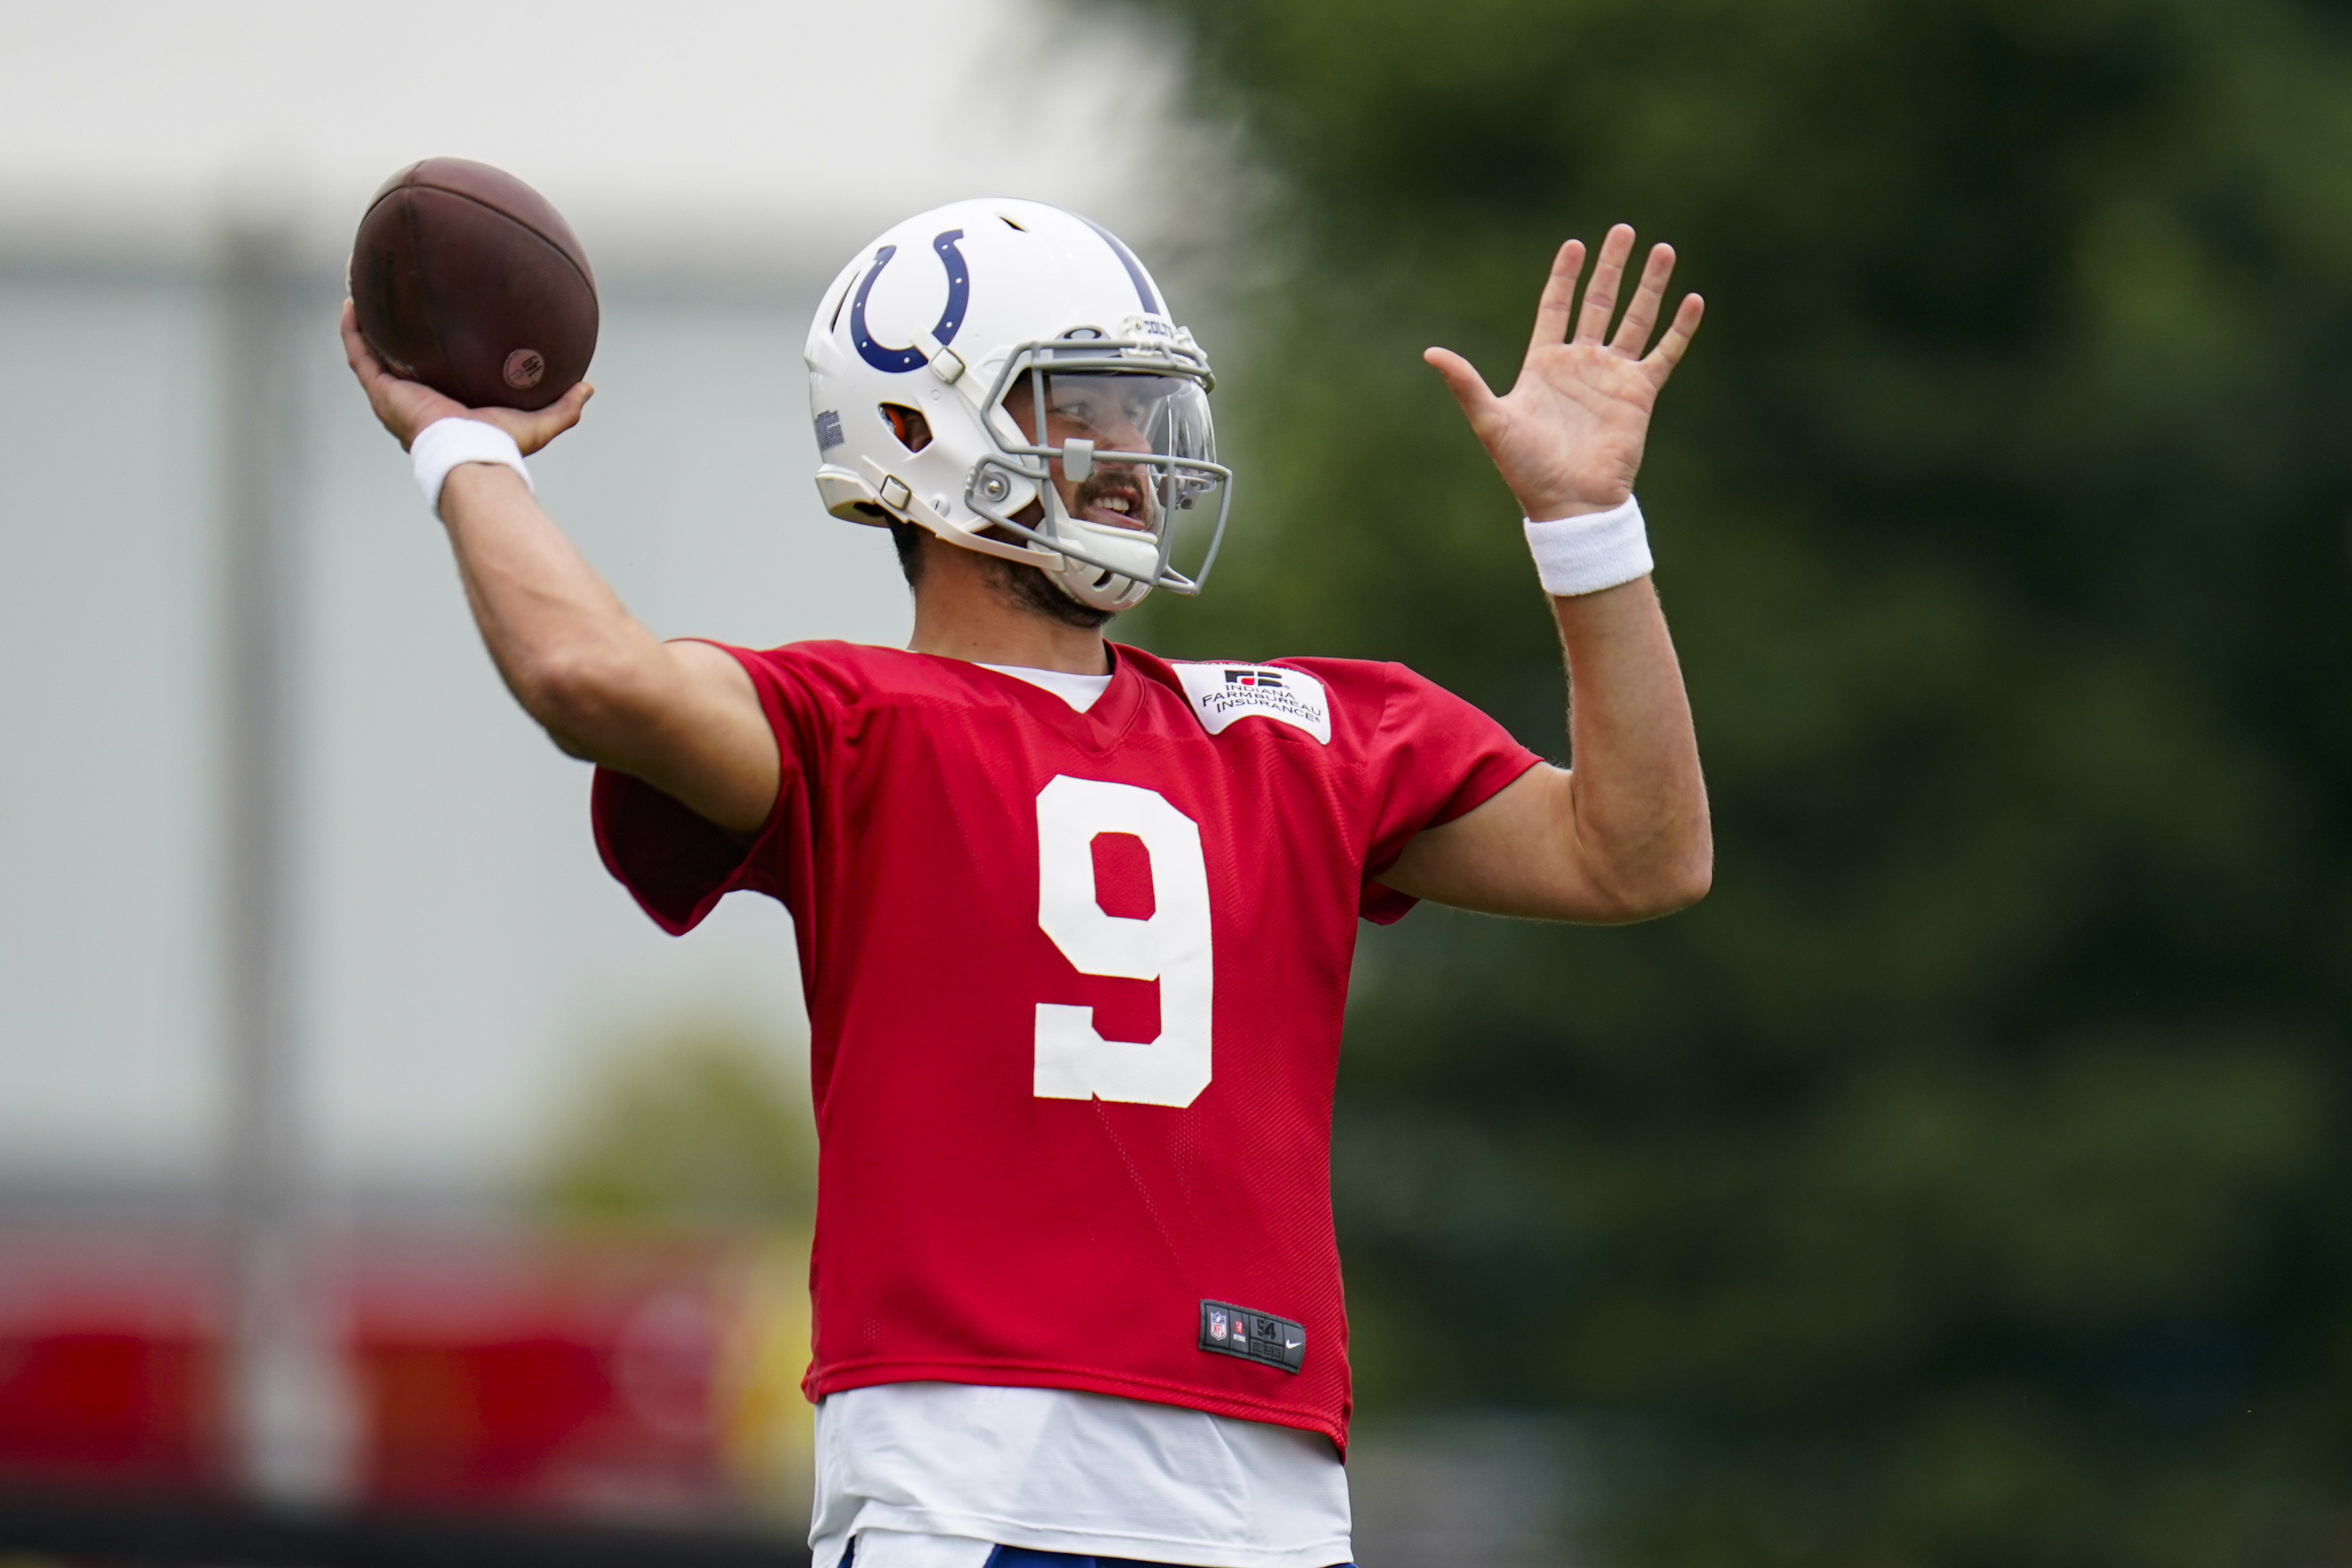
[953,644,1145,753]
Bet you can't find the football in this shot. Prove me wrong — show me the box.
[350,158,598,412]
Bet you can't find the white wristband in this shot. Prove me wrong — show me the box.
[1523,496,1653,597]
[411,417,532,514]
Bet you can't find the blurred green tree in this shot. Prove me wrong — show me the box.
[1111,0,2352,1560]
[537,1023,815,1229]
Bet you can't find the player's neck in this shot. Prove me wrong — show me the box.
[906,543,1115,677]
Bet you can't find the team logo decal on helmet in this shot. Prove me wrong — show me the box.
[805,198,1233,612]
[851,230,971,373]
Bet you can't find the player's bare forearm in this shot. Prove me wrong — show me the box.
[1378,576,1709,922]
[435,466,778,834]
[1549,575,1709,913]
[340,300,776,833]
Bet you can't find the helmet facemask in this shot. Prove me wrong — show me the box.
[965,333,1232,612]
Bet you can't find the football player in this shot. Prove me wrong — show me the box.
[340,199,1708,1568]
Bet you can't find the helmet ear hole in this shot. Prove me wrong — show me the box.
[880,404,933,452]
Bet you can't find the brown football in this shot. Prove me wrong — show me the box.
[350,158,598,412]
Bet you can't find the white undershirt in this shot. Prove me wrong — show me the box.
[818,660,1351,1568]
[978,662,1114,713]
[810,1384,1352,1568]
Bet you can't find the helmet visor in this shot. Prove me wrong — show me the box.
[996,369,1227,587]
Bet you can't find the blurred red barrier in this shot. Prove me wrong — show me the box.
[0,1229,806,1519]
[0,1234,217,1487]
[347,1237,733,1513]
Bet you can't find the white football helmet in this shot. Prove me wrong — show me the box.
[805,198,1232,612]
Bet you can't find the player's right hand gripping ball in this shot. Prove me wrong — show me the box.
[350,158,598,412]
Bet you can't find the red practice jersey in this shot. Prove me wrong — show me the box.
[592,642,1540,1450]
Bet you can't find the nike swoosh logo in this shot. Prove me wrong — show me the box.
[1283,1338,1302,1349]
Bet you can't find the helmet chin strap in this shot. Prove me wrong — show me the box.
[1041,498,1160,613]
[1053,558,1150,614]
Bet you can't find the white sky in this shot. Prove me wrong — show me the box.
[0,0,1194,266]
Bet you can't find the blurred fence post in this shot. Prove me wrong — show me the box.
[216,208,352,1506]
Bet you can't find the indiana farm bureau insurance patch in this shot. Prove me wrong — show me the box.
[1173,663,1332,744]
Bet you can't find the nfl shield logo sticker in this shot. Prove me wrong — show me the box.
[1209,1309,1229,1341]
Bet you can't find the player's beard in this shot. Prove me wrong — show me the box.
[984,503,1120,630]
[984,553,1116,631]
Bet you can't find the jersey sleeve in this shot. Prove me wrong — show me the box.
[589,644,815,936]
[1358,662,1546,924]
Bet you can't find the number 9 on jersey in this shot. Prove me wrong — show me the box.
[1033,775,1214,1107]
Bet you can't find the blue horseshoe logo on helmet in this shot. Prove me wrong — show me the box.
[851,229,970,373]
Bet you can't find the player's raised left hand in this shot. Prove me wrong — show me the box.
[1425,224,1702,521]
